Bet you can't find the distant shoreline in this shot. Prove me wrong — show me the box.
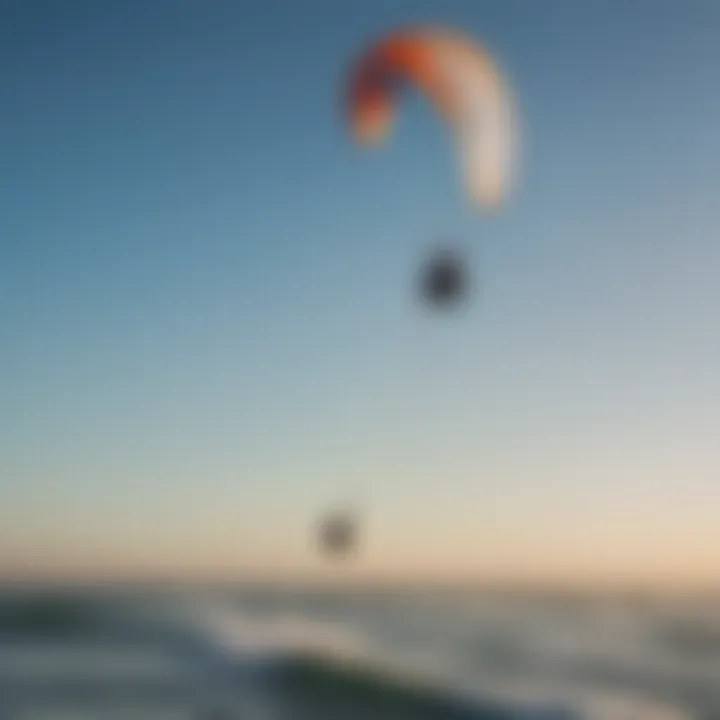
[1,575,718,603]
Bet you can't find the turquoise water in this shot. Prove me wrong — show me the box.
[0,586,718,719]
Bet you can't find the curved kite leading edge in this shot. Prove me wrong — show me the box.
[345,26,518,209]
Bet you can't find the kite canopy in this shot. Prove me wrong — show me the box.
[418,247,469,308]
[346,26,517,208]
[317,511,358,559]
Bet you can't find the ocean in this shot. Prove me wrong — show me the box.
[0,584,718,719]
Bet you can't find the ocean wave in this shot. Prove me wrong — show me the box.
[173,599,578,718]
[193,599,702,720]
[264,652,569,720]
[0,589,712,720]
[0,591,111,639]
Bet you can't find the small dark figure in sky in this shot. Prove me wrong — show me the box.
[317,511,358,559]
[418,248,470,309]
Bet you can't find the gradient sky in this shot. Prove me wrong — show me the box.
[2,0,720,585]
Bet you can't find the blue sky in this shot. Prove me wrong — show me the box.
[2,0,720,584]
